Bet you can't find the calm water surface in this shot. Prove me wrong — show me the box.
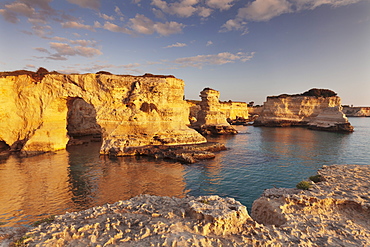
[0,117,369,227]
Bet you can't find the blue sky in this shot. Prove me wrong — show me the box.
[0,0,369,105]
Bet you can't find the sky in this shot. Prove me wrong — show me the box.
[0,0,369,105]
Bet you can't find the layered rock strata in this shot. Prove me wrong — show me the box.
[254,88,354,132]
[0,70,206,156]
[5,165,370,246]
[112,142,227,163]
[342,106,370,117]
[221,101,249,125]
[187,100,249,125]
[191,88,237,135]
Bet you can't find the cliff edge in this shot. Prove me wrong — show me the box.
[0,69,207,157]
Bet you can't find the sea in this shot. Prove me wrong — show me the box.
[0,117,369,227]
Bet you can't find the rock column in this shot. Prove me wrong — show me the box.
[192,88,237,135]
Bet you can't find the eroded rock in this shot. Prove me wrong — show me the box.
[0,70,207,156]
[254,88,354,132]
[191,88,238,135]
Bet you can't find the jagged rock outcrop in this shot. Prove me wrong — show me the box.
[308,106,354,132]
[0,69,207,156]
[220,101,248,120]
[342,106,370,117]
[187,100,249,125]
[5,164,370,246]
[191,88,237,135]
[254,88,354,132]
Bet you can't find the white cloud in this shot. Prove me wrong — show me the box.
[219,0,362,33]
[220,19,248,34]
[102,21,132,34]
[198,7,213,17]
[61,21,95,31]
[154,21,185,35]
[129,14,185,36]
[173,51,255,68]
[25,64,36,69]
[34,47,50,53]
[164,42,187,48]
[114,6,124,17]
[49,42,102,58]
[206,0,235,10]
[19,0,53,11]
[71,39,98,47]
[206,40,213,46]
[0,8,19,23]
[5,2,36,17]
[67,0,100,10]
[129,14,155,34]
[237,0,292,22]
[290,0,362,11]
[99,13,115,21]
[151,0,211,18]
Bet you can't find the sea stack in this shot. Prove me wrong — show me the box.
[191,88,238,135]
[254,88,354,132]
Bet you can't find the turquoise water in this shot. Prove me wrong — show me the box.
[0,117,369,226]
[184,117,370,209]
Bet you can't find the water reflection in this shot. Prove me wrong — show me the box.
[0,119,368,226]
[0,142,187,227]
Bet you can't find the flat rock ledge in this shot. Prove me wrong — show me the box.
[110,142,227,163]
[3,165,370,246]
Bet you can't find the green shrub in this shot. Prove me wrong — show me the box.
[14,235,31,247]
[31,215,55,227]
[309,174,324,183]
[296,181,312,190]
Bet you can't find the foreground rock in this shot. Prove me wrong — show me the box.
[252,164,370,246]
[0,69,206,156]
[191,88,238,135]
[5,164,370,246]
[254,88,354,132]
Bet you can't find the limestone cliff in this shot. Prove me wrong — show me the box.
[191,88,237,135]
[187,100,249,124]
[0,70,206,156]
[254,88,354,132]
[342,106,370,117]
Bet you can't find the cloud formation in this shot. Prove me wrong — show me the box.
[129,14,185,35]
[173,51,255,68]
[220,0,362,33]
[49,42,102,58]
[67,0,100,10]
[164,42,187,48]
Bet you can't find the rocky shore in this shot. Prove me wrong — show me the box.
[2,164,370,246]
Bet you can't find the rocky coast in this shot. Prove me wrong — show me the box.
[2,164,370,246]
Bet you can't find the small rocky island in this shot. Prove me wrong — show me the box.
[254,88,354,132]
[2,164,370,246]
